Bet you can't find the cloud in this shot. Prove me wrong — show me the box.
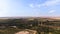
[29,4,34,8]
[29,4,41,8]
[0,0,9,17]
[42,0,60,6]
[29,0,60,8]
[36,4,41,8]
[48,10,55,13]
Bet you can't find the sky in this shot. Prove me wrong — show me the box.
[0,0,60,17]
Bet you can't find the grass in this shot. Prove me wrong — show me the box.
[0,28,22,34]
[0,27,60,34]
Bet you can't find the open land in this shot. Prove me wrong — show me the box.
[0,17,60,34]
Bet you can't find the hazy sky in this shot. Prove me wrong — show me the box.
[0,0,60,17]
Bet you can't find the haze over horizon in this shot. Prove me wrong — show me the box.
[0,0,60,17]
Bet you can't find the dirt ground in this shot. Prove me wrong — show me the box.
[15,31,29,34]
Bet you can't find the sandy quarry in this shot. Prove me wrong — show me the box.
[15,29,37,34]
